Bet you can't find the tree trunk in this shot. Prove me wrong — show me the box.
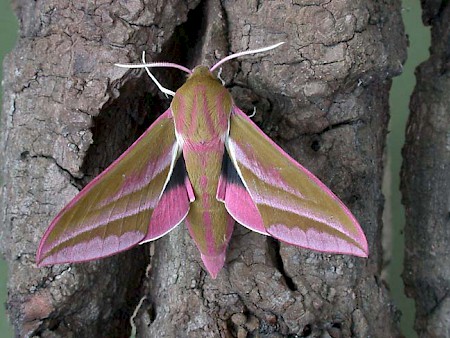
[401,2,450,337]
[1,0,406,337]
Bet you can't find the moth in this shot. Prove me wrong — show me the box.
[36,43,368,278]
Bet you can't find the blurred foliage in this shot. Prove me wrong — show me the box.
[386,1,430,337]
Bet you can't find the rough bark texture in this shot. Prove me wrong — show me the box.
[401,2,450,338]
[0,0,406,337]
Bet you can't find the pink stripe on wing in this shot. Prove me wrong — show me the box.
[43,196,158,254]
[216,170,266,235]
[268,224,368,257]
[98,143,176,208]
[251,192,360,241]
[40,231,144,265]
[231,106,363,239]
[144,184,190,241]
[228,139,307,201]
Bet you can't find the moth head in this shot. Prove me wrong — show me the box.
[114,42,285,97]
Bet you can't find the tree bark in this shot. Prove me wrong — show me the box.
[401,2,450,337]
[0,0,406,337]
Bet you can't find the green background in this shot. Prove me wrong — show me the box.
[1,0,18,336]
[0,0,431,337]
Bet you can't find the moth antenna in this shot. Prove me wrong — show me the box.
[217,67,225,85]
[115,61,192,75]
[210,42,285,72]
[141,51,175,97]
